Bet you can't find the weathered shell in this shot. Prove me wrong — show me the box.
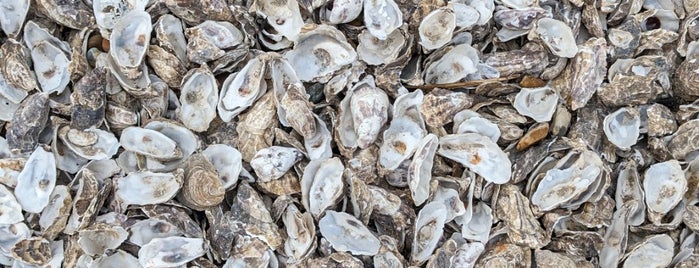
[282,204,316,263]
[0,184,22,224]
[178,66,218,132]
[33,0,94,29]
[0,0,30,37]
[59,127,120,161]
[218,57,267,121]
[251,146,303,182]
[14,146,55,213]
[550,37,607,110]
[138,237,205,268]
[143,120,199,172]
[77,222,129,256]
[147,45,187,89]
[92,250,141,267]
[1,39,37,92]
[667,120,699,160]
[0,222,30,256]
[304,114,333,161]
[642,103,677,137]
[438,133,512,184]
[154,14,188,64]
[420,88,474,128]
[408,134,438,206]
[93,0,148,35]
[513,86,558,122]
[39,185,72,240]
[411,201,447,265]
[603,107,641,150]
[301,157,344,218]
[357,29,407,65]
[285,25,357,82]
[109,10,151,69]
[185,21,244,64]
[419,6,456,50]
[251,0,304,41]
[453,110,501,142]
[380,117,426,171]
[528,18,578,58]
[177,153,225,211]
[643,160,687,218]
[63,168,101,234]
[115,170,183,206]
[320,0,363,24]
[201,144,243,189]
[279,83,316,137]
[496,185,549,249]
[338,75,390,150]
[70,67,106,130]
[163,0,232,25]
[32,44,69,93]
[363,0,403,40]
[7,93,49,154]
[11,237,52,265]
[319,211,380,255]
[128,219,183,247]
[424,44,480,84]
[531,150,604,211]
[120,127,183,161]
[622,234,674,268]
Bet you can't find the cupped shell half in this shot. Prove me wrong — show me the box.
[115,170,183,206]
[138,237,205,268]
[285,25,357,82]
[319,211,380,255]
[528,18,578,58]
[419,6,456,50]
[643,160,687,218]
[109,10,152,69]
[178,66,218,132]
[603,107,641,150]
[438,133,511,184]
[301,157,345,219]
[513,86,558,122]
[14,146,56,213]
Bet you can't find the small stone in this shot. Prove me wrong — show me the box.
[516,123,549,151]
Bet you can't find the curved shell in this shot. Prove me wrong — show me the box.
[319,211,380,255]
[154,14,188,64]
[603,107,641,150]
[0,0,30,37]
[380,117,425,171]
[218,57,267,122]
[438,133,512,184]
[279,83,316,137]
[408,134,438,206]
[304,114,333,160]
[38,185,72,240]
[363,0,403,40]
[251,146,304,182]
[59,127,120,160]
[528,18,578,58]
[340,75,390,149]
[0,222,30,255]
[643,160,686,216]
[70,67,107,130]
[93,0,148,35]
[320,0,363,24]
[93,250,141,267]
[513,86,558,123]
[201,144,243,189]
[109,10,152,69]
[453,110,501,142]
[622,234,674,268]
[285,25,357,82]
[31,40,70,94]
[1,39,37,92]
[0,184,22,224]
[411,201,447,265]
[14,146,56,213]
[138,237,205,268]
[461,202,493,244]
[301,157,345,218]
[357,29,406,66]
[128,219,183,246]
[185,21,244,64]
[424,44,480,84]
[177,153,225,210]
[531,150,604,211]
[282,204,316,263]
[178,67,218,132]
[77,223,129,256]
[115,170,183,206]
[143,120,199,172]
[120,127,183,161]
[419,6,457,50]
[251,0,304,41]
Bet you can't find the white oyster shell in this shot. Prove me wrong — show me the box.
[31,40,70,94]
[78,223,129,256]
[60,127,120,161]
[304,114,333,161]
[218,58,267,122]
[285,25,357,82]
[411,201,447,264]
[408,134,438,206]
[0,0,30,37]
[14,146,56,213]
[301,157,344,218]
[178,67,218,132]
[320,0,363,24]
[528,18,578,58]
[424,44,480,84]
[461,202,493,244]
[338,75,390,149]
[0,184,22,224]
[432,186,466,222]
[251,146,303,182]
[531,150,604,211]
[93,0,148,35]
[318,211,380,255]
[603,107,641,150]
[453,110,501,142]
[154,14,188,64]
[438,133,512,184]
[0,222,30,256]
[251,0,304,41]
[120,127,183,161]
[109,10,152,69]
[357,29,406,65]
[92,250,141,267]
[363,0,403,40]
[115,171,183,206]
[513,86,558,123]
[622,234,674,268]
[38,185,71,238]
[643,160,686,215]
[138,237,205,268]
[128,219,183,246]
[419,6,456,50]
[143,120,199,172]
[380,117,425,171]
[201,144,243,189]
[282,204,315,262]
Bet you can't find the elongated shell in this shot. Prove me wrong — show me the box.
[0,184,22,224]
[0,0,30,37]
[59,127,120,160]
[120,127,183,161]
[603,107,641,150]
[128,219,183,246]
[178,66,218,132]
[251,146,304,182]
[319,211,380,255]
[14,146,56,213]
[424,44,480,84]
[218,57,267,122]
[78,223,129,256]
[201,144,243,189]
[283,204,316,262]
[177,153,225,211]
[411,202,447,265]
[364,0,403,40]
[7,93,49,154]
[408,134,438,206]
[70,67,106,130]
[115,170,183,206]
[339,75,390,150]
[438,133,511,184]
[109,10,151,69]
[531,150,604,211]
[301,157,345,218]
[138,237,205,268]
[622,234,674,268]
[419,6,456,50]
[643,160,686,216]
[513,86,558,122]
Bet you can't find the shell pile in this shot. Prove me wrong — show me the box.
[2,0,699,267]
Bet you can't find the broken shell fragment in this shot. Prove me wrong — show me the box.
[0,184,22,224]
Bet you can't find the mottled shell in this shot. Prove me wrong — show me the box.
[7,93,49,154]
[70,67,106,130]
[115,170,183,206]
[420,88,473,128]
[251,0,304,41]
[419,6,456,50]
[301,157,345,218]
[668,120,699,160]
[218,57,267,122]
[319,211,380,255]
[338,75,390,150]
[251,146,304,182]
[438,133,512,184]
[0,0,30,37]
[185,21,243,64]
[154,14,188,64]
[178,66,218,132]
[201,144,243,189]
[643,160,686,216]
[120,127,183,161]
[138,237,205,268]
[78,222,129,256]
[14,146,56,213]
[513,86,558,123]
[622,234,674,268]
[39,185,72,240]
[109,10,151,69]
[603,107,641,150]
[1,39,37,92]
[283,204,316,263]
[33,0,94,29]
[424,44,480,84]
[177,153,225,210]
[0,184,22,224]
[531,150,604,211]
[411,202,447,265]
[357,29,407,65]
[59,127,120,160]
[320,0,363,24]
[11,237,52,265]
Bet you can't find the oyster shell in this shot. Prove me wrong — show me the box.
[301,157,345,218]
[14,146,55,213]
[363,0,403,40]
[419,6,456,50]
[438,133,512,184]
[408,134,438,206]
[0,184,22,224]
[138,237,205,268]
[120,127,183,161]
[109,10,151,70]
[115,170,183,206]
[643,160,687,222]
[178,66,218,132]
[176,153,225,210]
[603,107,641,150]
[513,86,558,123]
[528,18,578,58]
[77,222,129,256]
[250,146,303,182]
[201,144,243,189]
[338,75,390,150]
[319,211,380,255]
[285,25,357,82]
[411,201,447,265]
[424,44,480,84]
[0,0,30,37]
